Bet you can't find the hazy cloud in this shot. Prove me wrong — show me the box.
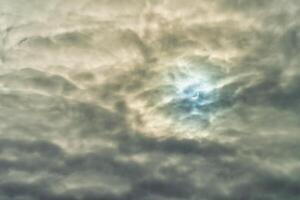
[0,0,300,199]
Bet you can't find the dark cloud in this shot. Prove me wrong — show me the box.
[235,70,300,110]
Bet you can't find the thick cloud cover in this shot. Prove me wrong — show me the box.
[1,0,300,199]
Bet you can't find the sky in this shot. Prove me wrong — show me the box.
[1,0,300,199]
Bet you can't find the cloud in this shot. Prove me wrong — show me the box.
[1,0,300,199]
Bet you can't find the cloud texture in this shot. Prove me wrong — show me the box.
[1,0,300,199]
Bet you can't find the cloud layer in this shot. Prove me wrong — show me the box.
[1,0,300,199]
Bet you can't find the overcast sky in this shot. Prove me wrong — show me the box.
[1,0,300,199]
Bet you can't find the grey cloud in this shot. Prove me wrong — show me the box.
[235,70,300,110]
[0,68,77,95]
[0,139,63,158]
[224,171,300,200]
[217,0,274,11]
[280,25,300,64]
[117,133,236,157]
[128,178,196,199]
